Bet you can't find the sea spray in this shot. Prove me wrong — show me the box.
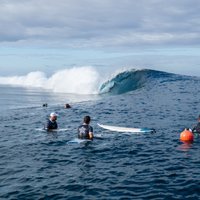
[0,67,100,94]
[0,71,47,88]
[46,67,100,94]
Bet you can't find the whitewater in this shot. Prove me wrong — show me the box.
[0,67,101,94]
[0,67,200,200]
[0,66,151,95]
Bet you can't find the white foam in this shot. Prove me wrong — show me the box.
[0,66,100,94]
[0,71,47,87]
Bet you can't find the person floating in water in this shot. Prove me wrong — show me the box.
[43,103,48,107]
[45,112,58,131]
[192,115,200,134]
[64,103,71,109]
[78,116,94,140]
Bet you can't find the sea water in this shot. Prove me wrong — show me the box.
[0,68,200,199]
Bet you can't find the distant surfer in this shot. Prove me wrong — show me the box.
[192,115,200,134]
[78,116,94,140]
[45,112,58,131]
[64,103,71,109]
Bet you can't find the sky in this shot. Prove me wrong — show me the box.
[0,0,200,76]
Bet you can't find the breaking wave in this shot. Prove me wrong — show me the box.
[0,67,175,95]
[99,69,173,94]
[0,67,100,95]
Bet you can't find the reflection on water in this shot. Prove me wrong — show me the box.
[178,141,193,152]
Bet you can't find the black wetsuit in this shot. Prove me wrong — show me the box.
[46,119,58,130]
[78,124,93,139]
[192,122,200,134]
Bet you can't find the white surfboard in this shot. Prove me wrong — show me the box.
[97,123,155,133]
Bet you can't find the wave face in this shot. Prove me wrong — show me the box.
[99,69,173,95]
[0,67,175,95]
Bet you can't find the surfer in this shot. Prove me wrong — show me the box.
[64,103,71,109]
[45,112,58,131]
[192,115,200,134]
[78,116,94,140]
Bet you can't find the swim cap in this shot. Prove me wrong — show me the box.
[50,112,58,117]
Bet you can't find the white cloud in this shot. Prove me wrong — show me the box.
[0,0,200,48]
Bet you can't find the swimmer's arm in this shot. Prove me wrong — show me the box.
[89,132,94,139]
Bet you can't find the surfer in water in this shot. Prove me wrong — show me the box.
[192,115,200,134]
[64,103,71,109]
[78,116,94,140]
[45,112,58,131]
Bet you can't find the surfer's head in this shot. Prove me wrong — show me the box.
[50,112,58,121]
[64,103,71,109]
[84,116,91,124]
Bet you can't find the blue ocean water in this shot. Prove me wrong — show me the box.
[0,69,200,200]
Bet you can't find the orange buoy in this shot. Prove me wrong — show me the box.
[180,129,194,142]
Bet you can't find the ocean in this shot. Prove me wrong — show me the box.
[0,68,200,200]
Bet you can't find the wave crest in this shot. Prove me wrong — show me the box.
[99,69,172,94]
[0,67,174,95]
[0,67,100,94]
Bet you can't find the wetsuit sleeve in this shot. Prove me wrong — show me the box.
[89,126,93,133]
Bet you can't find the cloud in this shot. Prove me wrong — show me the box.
[0,0,200,48]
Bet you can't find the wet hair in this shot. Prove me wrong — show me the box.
[64,103,71,109]
[84,116,91,124]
